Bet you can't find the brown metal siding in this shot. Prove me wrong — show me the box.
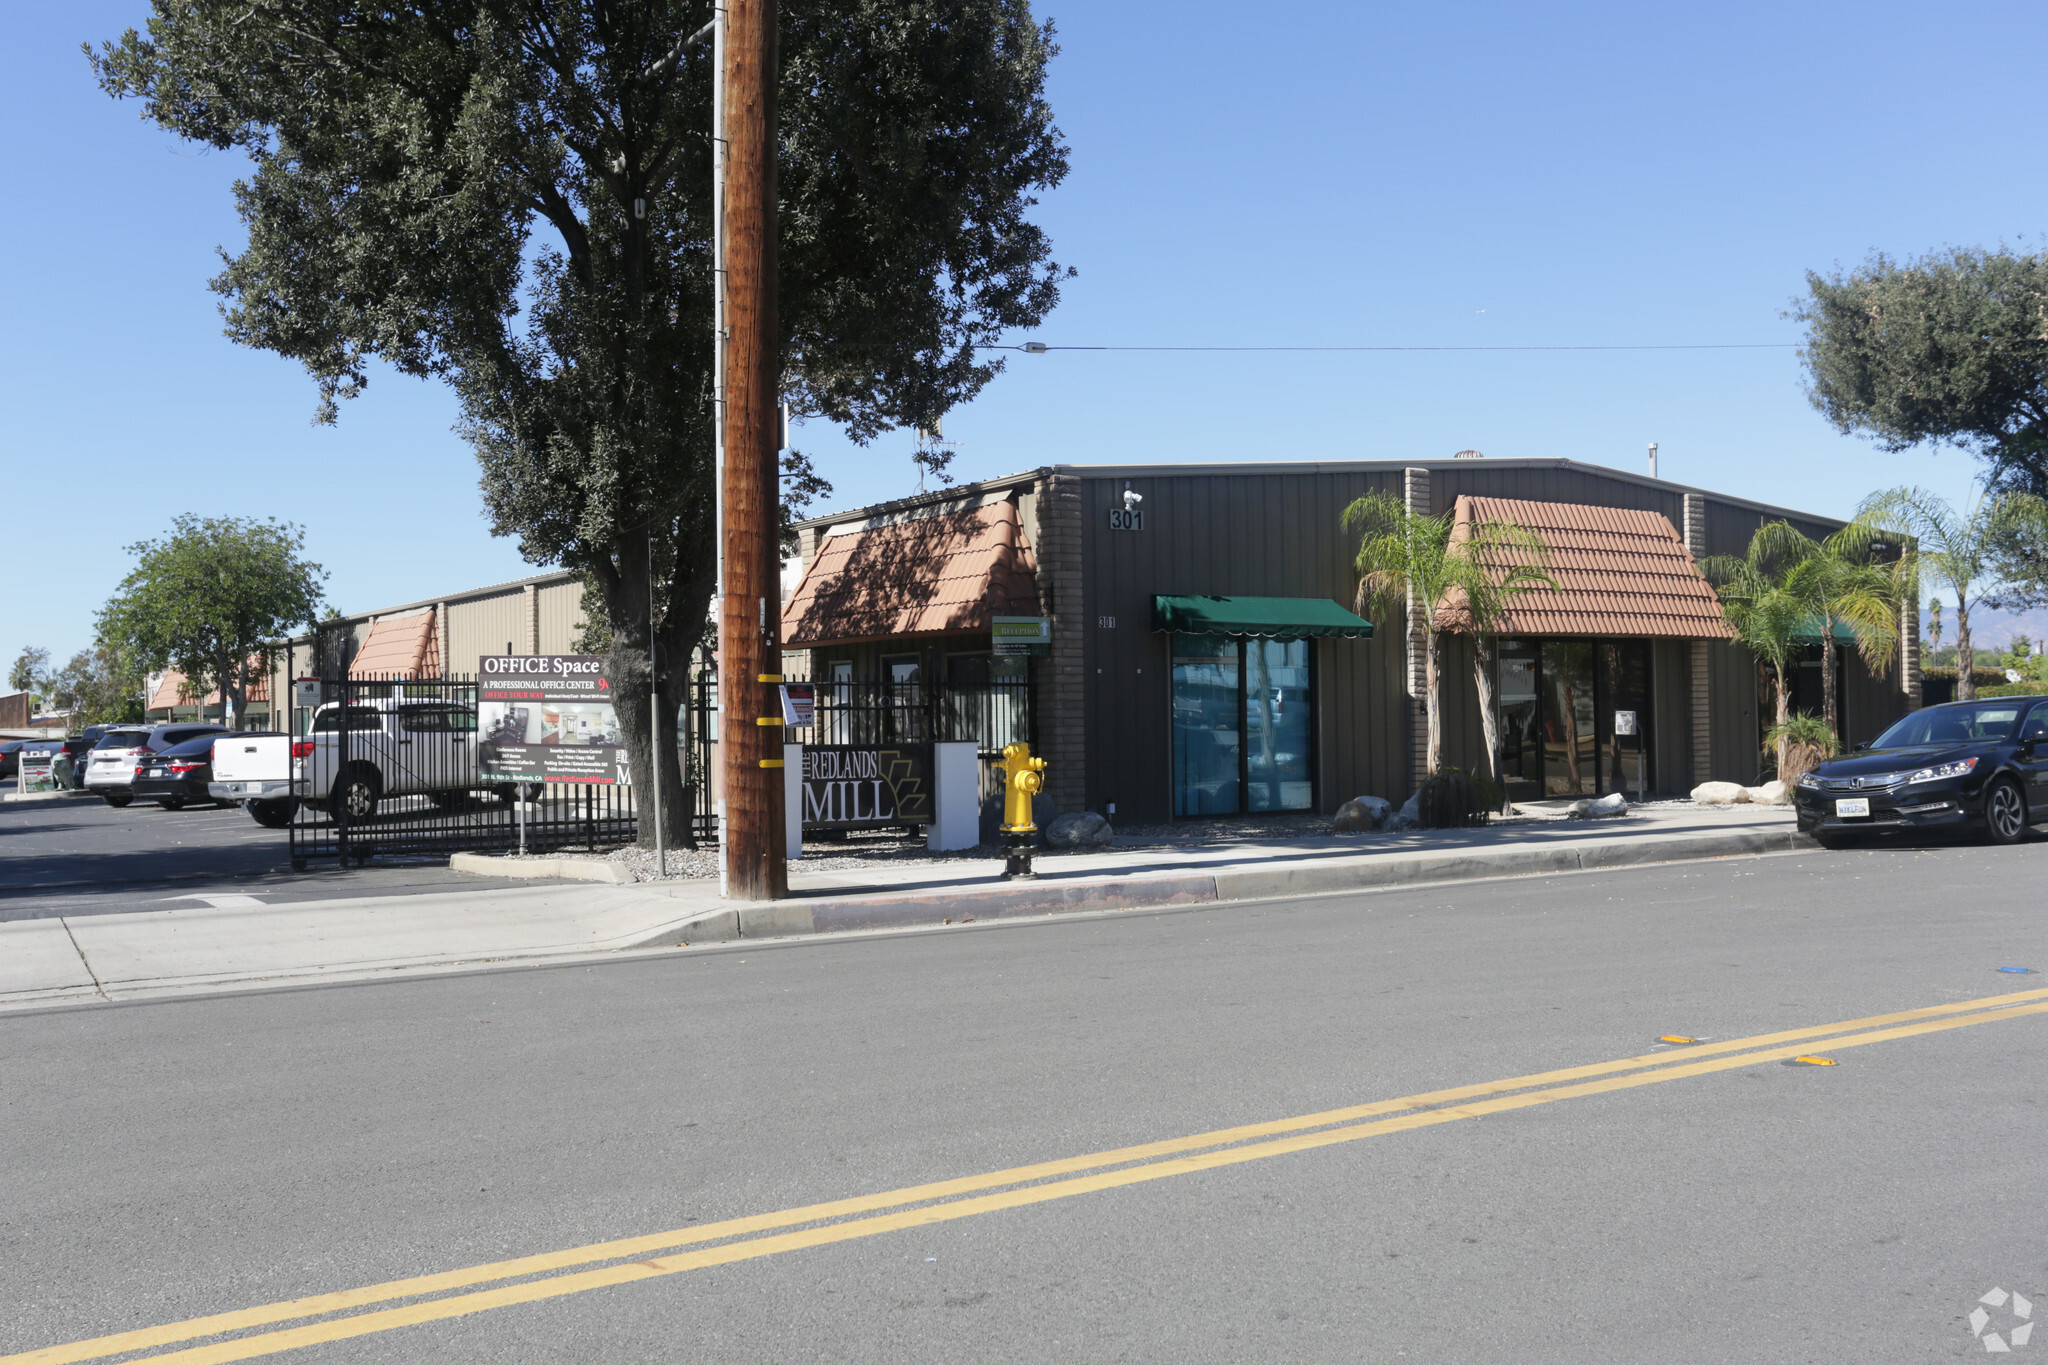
[1651,639,1692,792]
[1078,468,1404,821]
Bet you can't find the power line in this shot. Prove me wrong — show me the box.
[982,342,1796,353]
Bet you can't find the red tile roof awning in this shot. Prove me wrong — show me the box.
[782,501,1040,648]
[1440,495,1736,639]
[349,609,441,678]
[148,667,272,709]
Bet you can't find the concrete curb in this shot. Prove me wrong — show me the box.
[620,825,1818,949]
[448,852,632,885]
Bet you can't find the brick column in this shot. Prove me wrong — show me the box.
[1404,467,1431,787]
[1032,473,1087,812]
[435,602,449,679]
[1682,494,1712,786]
[524,583,540,654]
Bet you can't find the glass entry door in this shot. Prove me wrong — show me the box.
[1172,635,1315,816]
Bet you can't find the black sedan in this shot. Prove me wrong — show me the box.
[131,735,226,811]
[1795,698,2048,847]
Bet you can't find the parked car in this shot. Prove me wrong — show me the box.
[209,732,296,827]
[1794,698,2048,847]
[131,736,226,810]
[84,722,232,807]
[0,739,26,782]
[296,698,482,823]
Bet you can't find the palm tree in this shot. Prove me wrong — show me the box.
[1343,492,1555,784]
[1858,487,2048,701]
[1701,553,1807,776]
[1745,521,1905,738]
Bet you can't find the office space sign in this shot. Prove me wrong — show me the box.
[477,654,628,784]
[800,745,933,826]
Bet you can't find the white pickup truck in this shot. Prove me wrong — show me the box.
[293,697,490,823]
[210,734,298,828]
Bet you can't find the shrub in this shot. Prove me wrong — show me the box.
[1764,713,1838,787]
[1415,768,1491,828]
[1979,681,2048,697]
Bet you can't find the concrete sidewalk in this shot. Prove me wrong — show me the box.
[0,804,1810,1009]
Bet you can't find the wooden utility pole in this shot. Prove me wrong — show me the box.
[719,0,787,898]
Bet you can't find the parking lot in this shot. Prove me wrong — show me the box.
[1,792,537,922]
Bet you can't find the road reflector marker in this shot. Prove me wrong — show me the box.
[1997,967,2035,974]
[1786,1056,1838,1066]
[1656,1035,1701,1045]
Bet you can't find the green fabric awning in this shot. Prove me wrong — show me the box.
[1793,617,1860,643]
[1153,595,1376,639]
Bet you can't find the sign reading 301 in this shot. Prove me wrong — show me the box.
[1107,507,1145,531]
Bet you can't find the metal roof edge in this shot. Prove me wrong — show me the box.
[280,567,583,646]
[791,458,1852,535]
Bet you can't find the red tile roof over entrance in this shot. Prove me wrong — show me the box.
[1442,495,1736,639]
[349,609,440,678]
[782,500,1040,647]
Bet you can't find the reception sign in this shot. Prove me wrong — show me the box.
[799,744,932,826]
[477,654,629,784]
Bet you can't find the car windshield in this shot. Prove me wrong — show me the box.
[1871,703,2024,749]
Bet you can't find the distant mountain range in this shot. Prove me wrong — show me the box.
[1927,604,2048,649]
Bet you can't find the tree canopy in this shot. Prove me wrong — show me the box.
[97,515,327,728]
[91,0,1072,844]
[1795,246,2048,499]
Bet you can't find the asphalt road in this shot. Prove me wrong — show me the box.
[5,841,2046,1363]
[0,793,536,921]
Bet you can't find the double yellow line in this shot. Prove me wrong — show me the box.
[14,985,2048,1365]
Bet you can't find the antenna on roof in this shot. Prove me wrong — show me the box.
[1647,442,1659,479]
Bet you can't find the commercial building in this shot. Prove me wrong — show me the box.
[781,459,1919,824]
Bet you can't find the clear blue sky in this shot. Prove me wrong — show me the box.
[7,0,2047,669]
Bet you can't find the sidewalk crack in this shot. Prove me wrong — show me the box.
[60,918,111,1001]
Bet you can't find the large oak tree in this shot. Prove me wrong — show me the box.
[93,1,1070,846]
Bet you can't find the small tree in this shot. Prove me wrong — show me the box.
[1343,492,1554,782]
[1744,521,1904,738]
[8,646,51,702]
[98,516,326,730]
[1858,487,2048,701]
[51,643,149,727]
[1702,556,1807,776]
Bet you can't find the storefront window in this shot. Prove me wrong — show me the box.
[1173,635,1314,816]
[1495,640,1652,799]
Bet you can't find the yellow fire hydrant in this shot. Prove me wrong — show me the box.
[997,741,1047,880]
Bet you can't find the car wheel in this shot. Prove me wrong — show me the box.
[102,791,132,808]
[157,796,188,811]
[1983,778,2028,845]
[247,799,297,829]
[332,769,381,825]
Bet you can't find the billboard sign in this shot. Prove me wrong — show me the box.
[799,745,932,826]
[477,654,629,784]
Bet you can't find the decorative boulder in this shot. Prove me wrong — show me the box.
[1333,795,1392,832]
[1568,792,1629,820]
[1383,791,1423,832]
[1691,781,1751,806]
[1046,810,1114,848]
[1744,781,1791,806]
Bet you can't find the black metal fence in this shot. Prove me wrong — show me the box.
[285,671,1033,868]
[287,675,639,869]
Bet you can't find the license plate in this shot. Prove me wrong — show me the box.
[1834,798,1870,818]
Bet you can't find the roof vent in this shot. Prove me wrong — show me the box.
[1453,449,1485,459]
